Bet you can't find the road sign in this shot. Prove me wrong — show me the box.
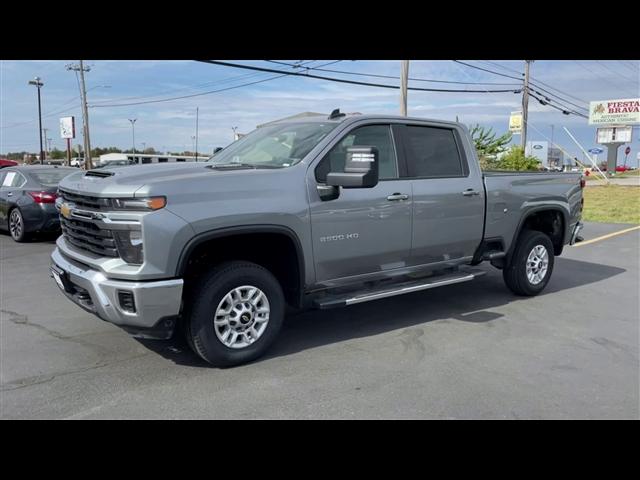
[509,111,522,133]
[59,116,75,139]
[588,147,604,154]
[625,146,631,155]
[597,126,633,144]
[589,98,640,125]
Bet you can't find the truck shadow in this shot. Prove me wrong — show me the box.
[137,257,626,367]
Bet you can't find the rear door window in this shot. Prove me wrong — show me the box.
[2,171,26,187]
[403,126,464,178]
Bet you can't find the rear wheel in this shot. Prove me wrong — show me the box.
[187,261,285,367]
[503,230,554,296]
[9,209,27,242]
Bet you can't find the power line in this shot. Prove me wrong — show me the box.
[528,87,589,113]
[199,60,522,93]
[528,91,588,118]
[90,60,320,106]
[595,60,639,84]
[614,60,639,75]
[454,60,589,111]
[453,60,524,81]
[90,74,290,108]
[90,61,324,108]
[266,60,522,86]
[572,60,638,97]
[479,60,524,76]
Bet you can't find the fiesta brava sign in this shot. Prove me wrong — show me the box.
[589,98,640,125]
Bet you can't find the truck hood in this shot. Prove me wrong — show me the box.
[58,162,278,197]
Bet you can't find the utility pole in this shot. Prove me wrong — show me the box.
[128,119,137,163]
[28,77,44,165]
[521,60,532,149]
[66,61,93,169]
[42,127,49,161]
[195,107,199,162]
[400,60,409,116]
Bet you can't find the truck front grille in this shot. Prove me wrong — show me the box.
[59,189,109,210]
[60,217,119,257]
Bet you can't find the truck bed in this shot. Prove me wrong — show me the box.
[483,171,583,252]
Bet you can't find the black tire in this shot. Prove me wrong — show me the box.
[503,230,554,296]
[187,261,285,367]
[9,208,27,242]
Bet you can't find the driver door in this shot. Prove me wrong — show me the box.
[308,124,413,285]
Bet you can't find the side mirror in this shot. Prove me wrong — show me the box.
[326,146,379,189]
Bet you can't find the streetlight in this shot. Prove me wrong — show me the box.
[128,119,137,164]
[28,77,44,165]
[87,85,111,93]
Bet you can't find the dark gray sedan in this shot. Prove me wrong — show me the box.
[0,166,76,242]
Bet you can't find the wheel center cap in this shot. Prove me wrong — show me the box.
[240,313,252,324]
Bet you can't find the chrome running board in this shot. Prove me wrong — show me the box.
[314,268,486,309]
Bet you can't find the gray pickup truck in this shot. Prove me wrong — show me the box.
[51,111,584,366]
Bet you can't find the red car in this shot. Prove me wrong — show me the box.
[0,159,19,168]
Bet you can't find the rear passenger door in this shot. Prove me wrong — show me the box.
[396,124,484,266]
[0,170,25,227]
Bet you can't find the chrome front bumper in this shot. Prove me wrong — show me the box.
[50,247,183,336]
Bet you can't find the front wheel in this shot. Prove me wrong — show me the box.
[186,261,285,367]
[503,230,554,296]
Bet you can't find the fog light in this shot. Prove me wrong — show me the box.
[118,290,136,313]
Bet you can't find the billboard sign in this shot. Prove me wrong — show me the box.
[509,111,522,133]
[589,98,640,125]
[596,126,633,144]
[60,116,75,139]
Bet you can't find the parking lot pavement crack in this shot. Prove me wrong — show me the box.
[1,309,111,353]
[0,352,152,392]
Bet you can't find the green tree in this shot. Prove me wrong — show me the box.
[50,147,66,159]
[469,124,512,170]
[494,146,541,171]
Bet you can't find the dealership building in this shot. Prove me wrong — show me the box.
[525,141,575,169]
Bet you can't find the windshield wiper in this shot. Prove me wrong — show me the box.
[207,162,257,170]
[207,162,283,170]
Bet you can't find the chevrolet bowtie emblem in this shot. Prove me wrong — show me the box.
[60,203,72,219]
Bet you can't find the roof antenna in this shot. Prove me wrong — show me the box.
[328,108,346,120]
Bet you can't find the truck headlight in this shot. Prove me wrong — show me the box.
[111,197,166,211]
[113,230,144,264]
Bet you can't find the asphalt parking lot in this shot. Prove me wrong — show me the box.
[1,222,638,419]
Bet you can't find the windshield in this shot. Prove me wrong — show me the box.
[208,122,338,168]
[30,169,75,187]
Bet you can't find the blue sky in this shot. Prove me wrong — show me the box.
[1,60,639,166]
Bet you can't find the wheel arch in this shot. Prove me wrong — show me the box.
[176,225,305,308]
[507,207,568,264]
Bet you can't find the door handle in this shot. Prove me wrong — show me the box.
[7,193,12,197]
[387,193,409,201]
[462,189,480,196]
